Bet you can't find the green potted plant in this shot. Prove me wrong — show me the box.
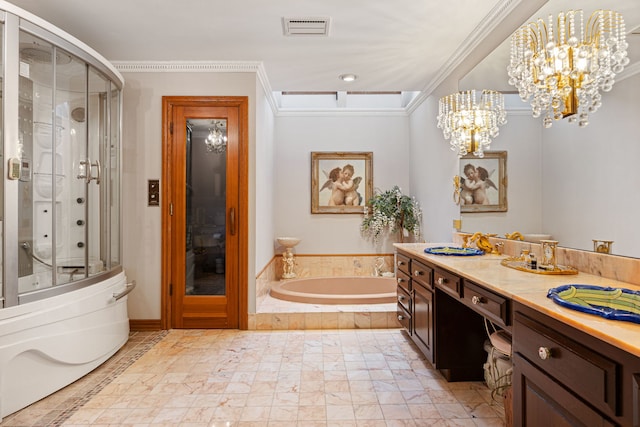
[360,186,422,243]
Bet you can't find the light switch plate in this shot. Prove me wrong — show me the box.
[148,179,160,206]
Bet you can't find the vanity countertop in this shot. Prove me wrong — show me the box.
[395,243,640,357]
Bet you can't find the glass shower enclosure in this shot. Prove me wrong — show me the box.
[0,2,129,418]
[2,12,122,307]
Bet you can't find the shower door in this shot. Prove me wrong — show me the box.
[163,97,248,329]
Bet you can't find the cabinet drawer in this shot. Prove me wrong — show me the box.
[396,270,411,293]
[434,267,460,297]
[411,260,433,290]
[514,311,618,415]
[463,281,510,327]
[396,253,411,276]
[397,304,411,331]
[397,284,411,313]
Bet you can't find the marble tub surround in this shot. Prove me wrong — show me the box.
[396,243,640,357]
[253,254,399,330]
[453,232,640,286]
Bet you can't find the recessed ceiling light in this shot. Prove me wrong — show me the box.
[339,74,357,82]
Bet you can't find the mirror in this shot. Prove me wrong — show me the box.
[458,0,640,259]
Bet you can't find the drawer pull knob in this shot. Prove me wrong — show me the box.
[471,295,482,305]
[414,270,422,277]
[437,277,445,285]
[397,261,405,267]
[397,278,404,283]
[398,295,405,301]
[538,347,552,360]
[397,315,405,321]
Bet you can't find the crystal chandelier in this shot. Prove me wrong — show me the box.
[508,9,629,128]
[205,121,227,153]
[437,90,507,158]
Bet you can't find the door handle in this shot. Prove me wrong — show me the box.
[229,207,236,236]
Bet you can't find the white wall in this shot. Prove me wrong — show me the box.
[254,80,276,308]
[274,113,410,254]
[408,95,460,244]
[120,71,257,320]
[541,73,640,258]
[460,110,544,236]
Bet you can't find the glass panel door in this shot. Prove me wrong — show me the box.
[55,48,87,285]
[19,32,54,293]
[186,119,227,296]
[109,82,121,268]
[86,68,109,277]
[0,21,3,303]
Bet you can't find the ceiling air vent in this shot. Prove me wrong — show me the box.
[282,17,330,36]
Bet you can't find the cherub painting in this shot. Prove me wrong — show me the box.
[320,164,363,206]
[460,163,497,205]
[311,152,373,214]
[459,151,507,213]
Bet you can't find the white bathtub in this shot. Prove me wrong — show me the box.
[0,271,131,419]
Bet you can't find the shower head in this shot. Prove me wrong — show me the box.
[20,46,72,65]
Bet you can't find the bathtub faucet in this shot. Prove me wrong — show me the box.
[374,257,386,276]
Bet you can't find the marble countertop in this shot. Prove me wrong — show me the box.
[395,243,640,357]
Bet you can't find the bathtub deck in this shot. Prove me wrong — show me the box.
[254,293,400,330]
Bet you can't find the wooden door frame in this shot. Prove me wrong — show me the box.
[161,96,249,330]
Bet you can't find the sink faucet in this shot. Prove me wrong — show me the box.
[470,232,502,255]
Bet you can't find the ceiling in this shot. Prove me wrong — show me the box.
[6,0,640,95]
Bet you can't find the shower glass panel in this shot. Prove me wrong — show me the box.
[186,119,227,296]
[55,50,87,286]
[86,68,109,278]
[110,82,121,268]
[0,22,3,302]
[18,32,54,293]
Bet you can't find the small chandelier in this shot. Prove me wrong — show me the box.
[508,9,629,128]
[437,89,507,158]
[205,121,227,154]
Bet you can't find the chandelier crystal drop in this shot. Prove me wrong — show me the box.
[205,122,227,154]
[507,9,629,128]
[437,89,507,158]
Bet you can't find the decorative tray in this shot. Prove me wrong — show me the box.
[424,246,484,256]
[500,257,578,275]
[547,284,640,324]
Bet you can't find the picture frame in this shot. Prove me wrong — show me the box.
[459,151,507,213]
[311,151,373,214]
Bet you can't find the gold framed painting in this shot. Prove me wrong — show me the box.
[459,151,507,213]
[311,151,373,214]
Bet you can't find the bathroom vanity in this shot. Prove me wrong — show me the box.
[395,243,640,427]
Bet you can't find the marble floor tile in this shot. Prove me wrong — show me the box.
[1,329,506,427]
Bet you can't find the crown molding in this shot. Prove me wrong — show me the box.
[406,0,543,115]
[113,60,280,114]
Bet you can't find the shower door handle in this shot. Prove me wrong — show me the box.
[77,159,101,184]
[229,207,236,236]
[89,159,101,184]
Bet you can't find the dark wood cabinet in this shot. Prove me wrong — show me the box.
[395,247,640,427]
[395,252,434,363]
[413,280,434,364]
[513,302,640,427]
[396,249,489,381]
[513,352,616,427]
